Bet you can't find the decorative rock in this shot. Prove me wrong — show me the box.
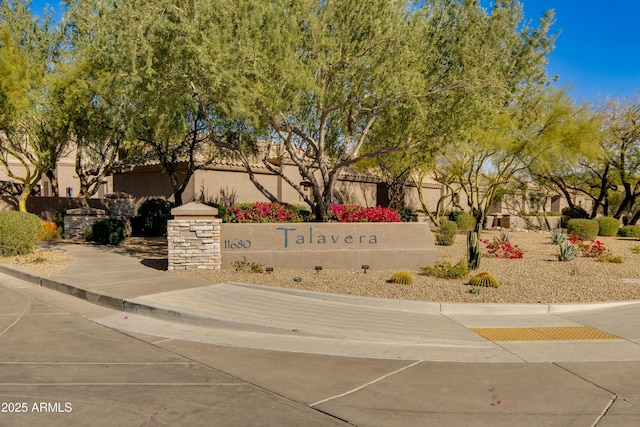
[64,207,107,239]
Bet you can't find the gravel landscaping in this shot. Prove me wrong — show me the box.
[2,230,639,304]
[171,230,640,303]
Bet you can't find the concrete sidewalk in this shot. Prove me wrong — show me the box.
[1,242,639,363]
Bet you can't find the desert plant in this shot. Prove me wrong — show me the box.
[566,218,599,240]
[396,205,413,222]
[631,245,640,254]
[389,271,413,285]
[467,231,481,270]
[596,216,619,237]
[228,202,305,223]
[596,252,623,263]
[618,225,640,238]
[569,236,609,258]
[455,212,476,233]
[435,219,457,246]
[0,211,43,256]
[51,208,67,231]
[326,205,401,222]
[482,235,524,259]
[561,206,589,228]
[557,242,576,261]
[136,198,174,236]
[232,257,264,273]
[468,272,499,288]
[81,227,93,241]
[419,259,468,279]
[550,229,564,245]
[90,219,126,245]
[39,220,61,241]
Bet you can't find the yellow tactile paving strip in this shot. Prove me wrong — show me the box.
[470,326,620,342]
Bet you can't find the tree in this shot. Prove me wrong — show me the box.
[602,98,640,223]
[194,0,500,220]
[412,1,558,230]
[0,0,68,211]
[65,0,211,206]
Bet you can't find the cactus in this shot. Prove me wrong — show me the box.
[467,231,482,270]
[468,272,499,288]
[551,229,564,245]
[557,242,576,262]
[390,271,413,285]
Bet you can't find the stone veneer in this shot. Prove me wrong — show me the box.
[167,202,221,270]
[64,207,107,239]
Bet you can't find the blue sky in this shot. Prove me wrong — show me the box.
[29,0,640,103]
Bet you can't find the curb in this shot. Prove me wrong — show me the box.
[1,263,639,319]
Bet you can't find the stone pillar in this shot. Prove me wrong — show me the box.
[64,207,107,239]
[167,202,221,270]
[105,192,135,235]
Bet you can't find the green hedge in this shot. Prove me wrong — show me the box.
[567,218,599,240]
[0,211,43,256]
[618,225,640,238]
[596,216,619,237]
[90,219,126,245]
[136,198,173,236]
[561,206,589,228]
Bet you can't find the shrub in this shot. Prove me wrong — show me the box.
[396,205,413,222]
[455,213,476,233]
[631,245,640,254]
[39,220,61,241]
[468,272,499,288]
[566,219,599,240]
[232,257,264,273]
[136,198,174,236]
[435,220,457,246]
[569,236,609,258]
[90,219,126,245]
[561,206,589,228]
[481,235,524,259]
[327,205,401,222]
[596,216,619,236]
[228,202,304,223]
[51,208,67,231]
[389,271,413,285]
[447,210,463,222]
[618,225,640,238]
[419,259,468,279]
[0,211,43,256]
[596,252,623,263]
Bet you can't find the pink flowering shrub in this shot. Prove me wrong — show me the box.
[227,202,304,223]
[569,236,609,257]
[481,235,524,259]
[326,205,402,222]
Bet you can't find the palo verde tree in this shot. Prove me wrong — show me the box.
[59,1,135,199]
[65,0,211,206]
[0,0,68,210]
[195,0,493,220]
[391,1,558,229]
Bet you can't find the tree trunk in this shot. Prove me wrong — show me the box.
[45,169,59,197]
